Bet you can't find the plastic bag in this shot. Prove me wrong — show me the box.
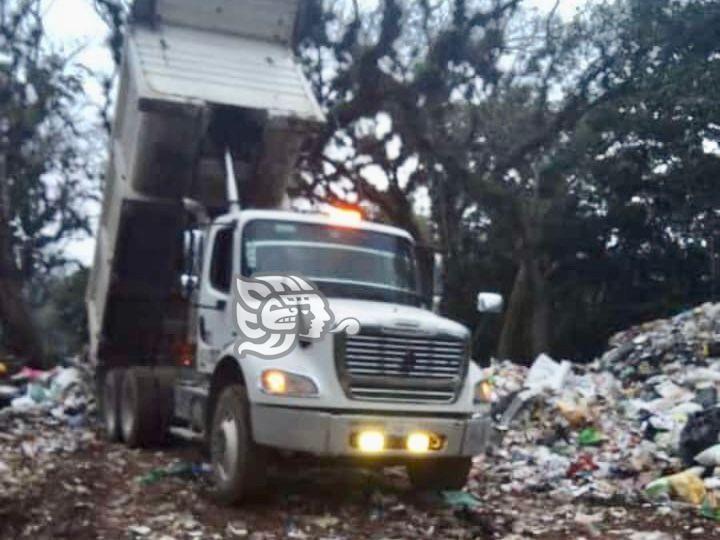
[644,477,671,499]
[670,471,706,505]
[578,427,604,446]
[556,400,591,428]
[525,354,571,393]
[696,444,720,467]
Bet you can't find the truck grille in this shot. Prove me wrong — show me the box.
[338,333,468,403]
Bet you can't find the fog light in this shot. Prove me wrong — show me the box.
[357,430,385,453]
[406,432,431,453]
[262,370,287,394]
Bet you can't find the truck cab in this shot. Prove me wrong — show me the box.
[173,208,496,501]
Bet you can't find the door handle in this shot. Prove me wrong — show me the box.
[199,316,209,342]
[193,299,228,311]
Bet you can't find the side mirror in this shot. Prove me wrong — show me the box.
[180,274,199,300]
[477,292,503,314]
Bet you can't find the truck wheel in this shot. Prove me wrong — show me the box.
[102,369,124,442]
[154,368,176,442]
[120,368,161,447]
[407,457,473,491]
[209,385,267,504]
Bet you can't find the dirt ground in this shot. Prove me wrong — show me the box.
[1,429,719,540]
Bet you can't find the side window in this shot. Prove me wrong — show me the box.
[210,227,233,292]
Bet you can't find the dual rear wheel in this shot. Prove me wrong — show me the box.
[102,371,266,504]
[101,368,173,448]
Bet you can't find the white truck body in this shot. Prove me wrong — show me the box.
[191,209,491,457]
[87,0,494,498]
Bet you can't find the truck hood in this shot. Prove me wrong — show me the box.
[326,298,469,340]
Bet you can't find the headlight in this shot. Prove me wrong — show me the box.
[474,378,494,403]
[260,369,318,397]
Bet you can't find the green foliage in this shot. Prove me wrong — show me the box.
[297,0,720,362]
[0,0,100,363]
[0,0,99,280]
[34,268,89,361]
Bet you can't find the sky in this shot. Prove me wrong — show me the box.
[42,0,590,265]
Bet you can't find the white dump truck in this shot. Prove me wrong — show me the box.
[87,0,501,503]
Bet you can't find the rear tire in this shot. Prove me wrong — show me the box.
[120,368,164,447]
[407,457,473,490]
[209,385,267,504]
[154,368,176,442]
[102,369,124,442]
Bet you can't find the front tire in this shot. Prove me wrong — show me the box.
[407,457,473,490]
[210,385,267,504]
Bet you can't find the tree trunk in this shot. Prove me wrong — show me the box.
[527,257,550,355]
[497,262,531,362]
[497,257,553,363]
[0,154,44,367]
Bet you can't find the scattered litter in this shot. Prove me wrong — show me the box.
[137,461,211,485]
[567,453,599,478]
[694,444,720,467]
[0,384,19,404]
[128,524,152,537]
[627,533,673,540]
[660,468,707,505]
[577,427,604,446]
[227,521,249,537]
[524,354,572,393]
[441,490,481,508]
[308,515,340,529]
[0,358,97,505]
[700,498,720,521]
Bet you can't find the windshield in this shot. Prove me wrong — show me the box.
[242,219,420,305]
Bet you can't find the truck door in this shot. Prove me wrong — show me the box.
[196,225,236,373]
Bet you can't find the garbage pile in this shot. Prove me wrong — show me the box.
[0,361,94,419]
[598,302,720,384]
[0,360,97,503]
[484,302,720,520]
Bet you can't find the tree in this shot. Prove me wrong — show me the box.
[0,0,98,365]
[293,0,609,359]
[296,0,720,362]
[294,0,523,297]
[456,0,720,360]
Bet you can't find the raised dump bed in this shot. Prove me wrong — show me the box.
[86,0,324,367]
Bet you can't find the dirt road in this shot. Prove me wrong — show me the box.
[2,426,718,540]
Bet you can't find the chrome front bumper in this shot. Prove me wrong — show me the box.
[250,405,493,457]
